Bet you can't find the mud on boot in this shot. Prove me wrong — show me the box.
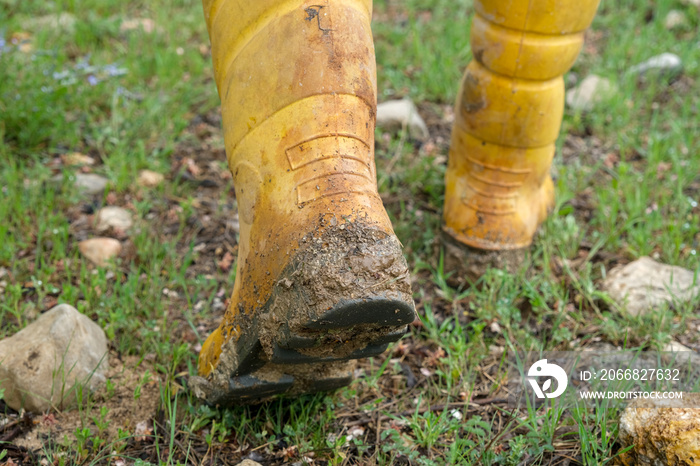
[190,219,415,405]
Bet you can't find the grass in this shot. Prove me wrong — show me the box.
[1,0,699,464]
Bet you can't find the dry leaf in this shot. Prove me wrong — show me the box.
[218,251,234,272]
[183,157,201,176]
[603,152,619,169]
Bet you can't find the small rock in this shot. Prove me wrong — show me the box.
[137,169,165,188]
[212,297,226,312]
[79,238,122,266]
[681,0,700,8]
[603,257,700,316]
[618,393,700,466]
[25,13,76,32]
[662,341,700,367]
[61,152,95,166]
[664,10,689,30]
[565,74,616,111]
[376,99,430,141]
[629,53,683,82]
[74,173,108,195]
[0,304,108,413]
[235,461,262,466]
[665,340,693,353]
[95,206,133,232]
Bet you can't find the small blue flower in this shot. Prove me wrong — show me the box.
[87,74,99,86]
[75,55,91,70]
[103,63,127,77]
[53,70,70,81]
[0,37,9,55]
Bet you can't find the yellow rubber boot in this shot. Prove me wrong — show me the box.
[442,0,601,280]
[188,0,416,405]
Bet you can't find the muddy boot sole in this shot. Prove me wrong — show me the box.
[190,223,416,405]
[190,300,412,405]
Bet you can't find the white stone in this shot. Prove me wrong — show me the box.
[79,238,122,266]
[662,340,700,367]
[95,206,133,232]
[376,99,430,141]
[618,393,700,466]
[137,169,165,188]
[0,304,108,413]
[664,10,689,30]
[665,340,692,353]
[629,53,683,81]
[565,74,616,111]
[235,461,262,466]
[74,173,108,195]
[603,257,700,316]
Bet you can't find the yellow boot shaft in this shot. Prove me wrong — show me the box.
[195,0,415,393]
[444,0,601,250]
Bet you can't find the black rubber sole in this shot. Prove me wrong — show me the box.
[200,296,415,405]
[206,362,354,406]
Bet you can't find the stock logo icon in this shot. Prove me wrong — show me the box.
[527,359,568,399]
